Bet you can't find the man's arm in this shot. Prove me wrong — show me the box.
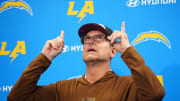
[8,30,65,101]
[121,46,165,100]
[7,53,56,101]
[108,22,165,100]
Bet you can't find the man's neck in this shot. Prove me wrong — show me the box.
[85,61,111,84]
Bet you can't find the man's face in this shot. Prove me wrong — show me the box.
[83,30,116,63]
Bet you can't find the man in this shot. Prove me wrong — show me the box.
[7,22,165,101]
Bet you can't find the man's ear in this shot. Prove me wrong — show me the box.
[111,47,117,58]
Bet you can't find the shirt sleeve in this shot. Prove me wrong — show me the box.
[7,53,57,101]
[121,46,165,101]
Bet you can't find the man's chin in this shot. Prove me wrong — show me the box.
[84,57,97,62]
[83,57,105,63]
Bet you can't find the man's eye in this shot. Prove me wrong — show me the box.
[85,37,90,40]
[97,36,104,39]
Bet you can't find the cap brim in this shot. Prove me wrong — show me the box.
[78,23,108,38]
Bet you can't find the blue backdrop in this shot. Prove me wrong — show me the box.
[0,0,179,100]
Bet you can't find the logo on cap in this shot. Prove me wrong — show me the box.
[98,24,106,29]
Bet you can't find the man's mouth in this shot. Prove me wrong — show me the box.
[87,48,96,52]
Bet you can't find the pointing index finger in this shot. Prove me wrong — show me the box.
[121,21,125,33]
[60,30,64,39]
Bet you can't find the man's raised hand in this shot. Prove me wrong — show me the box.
[42,30,64,61]
[107,22,131,53]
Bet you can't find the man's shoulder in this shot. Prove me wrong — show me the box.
[56,78,80,86]
[116,75,133,83]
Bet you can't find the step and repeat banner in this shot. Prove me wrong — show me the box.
[0,0,179,100]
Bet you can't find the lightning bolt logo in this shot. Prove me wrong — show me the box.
[78,1,94,23]
[0,0,33,16]
[131,31,171,49]
[9,41,26,63]
[77,11,86,23]
[10,51,18,63]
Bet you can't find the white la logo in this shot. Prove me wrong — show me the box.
[126,0,140,7]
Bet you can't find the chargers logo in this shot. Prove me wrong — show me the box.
[67,1,94,23]
[0,41,26,63]
[0,0,33,16]
[126,0,140,7]
[131,31,171,49]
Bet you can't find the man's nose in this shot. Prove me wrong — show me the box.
[88,38,95,44]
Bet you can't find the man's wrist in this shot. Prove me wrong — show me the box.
[121,46,133,57]
[121,45,131,54]
[41,52,52,61]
